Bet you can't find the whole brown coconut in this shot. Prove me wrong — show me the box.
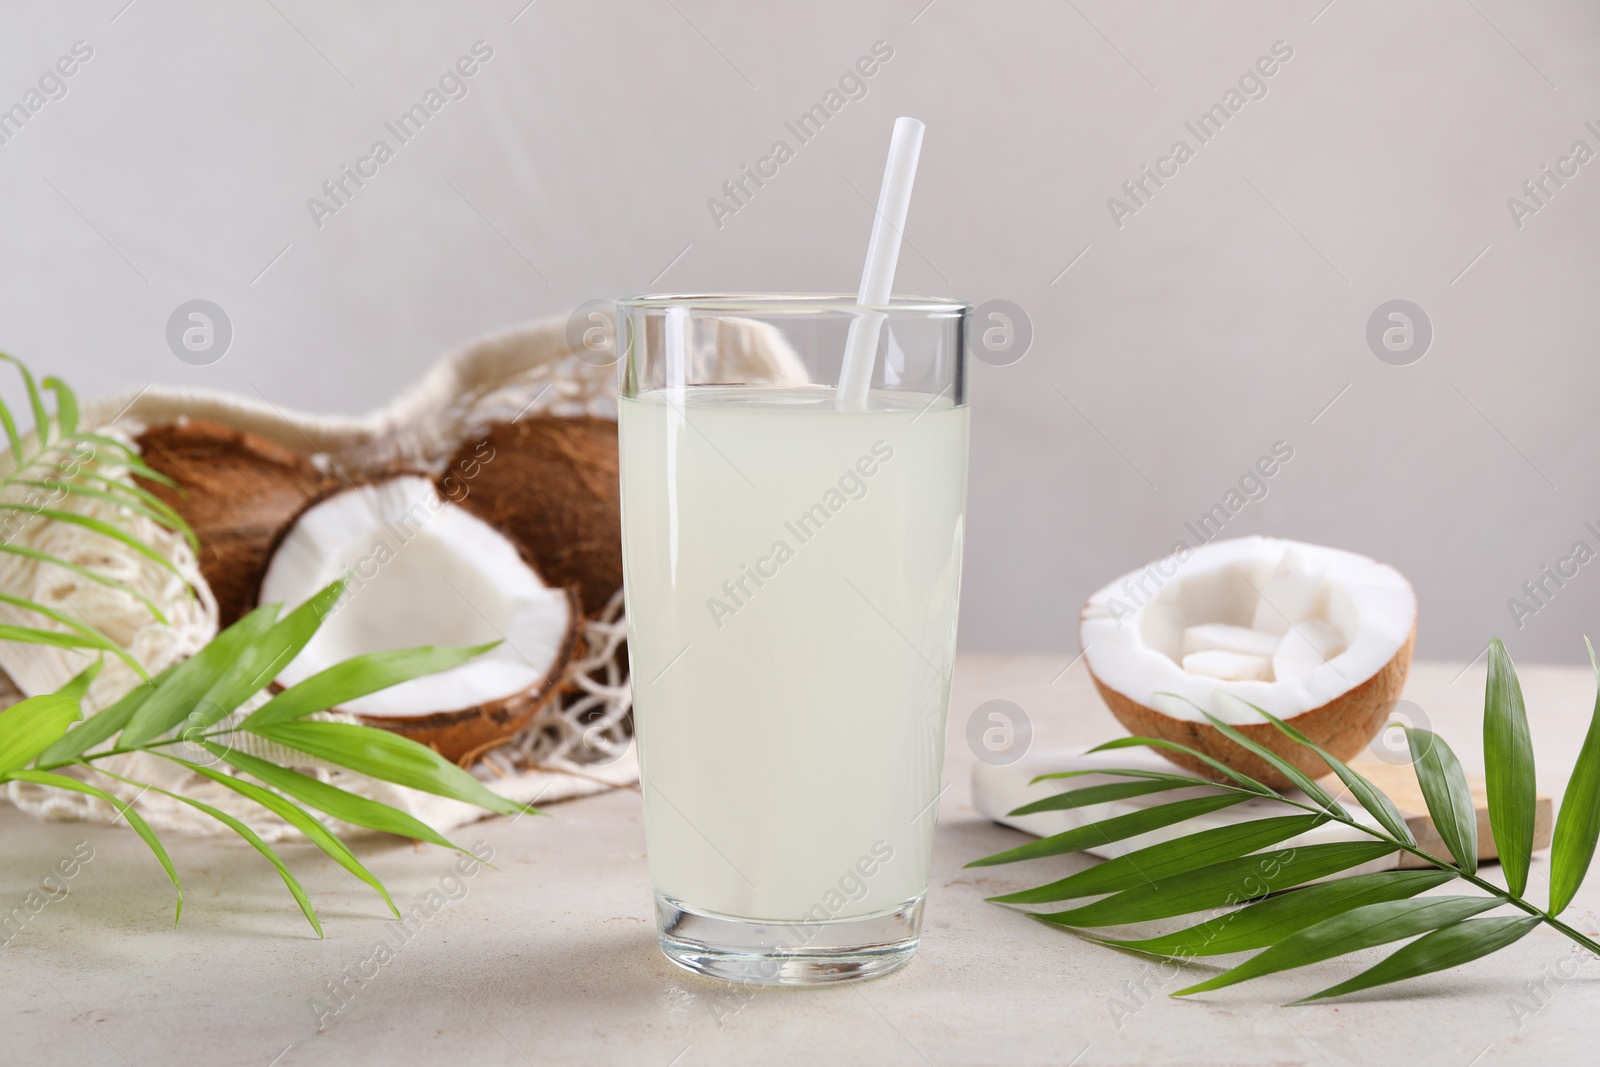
[443,416,621,615]
[1089,630,1415,788]
[137,419,331,626]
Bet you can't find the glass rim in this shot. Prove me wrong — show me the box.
[617,292,969,314]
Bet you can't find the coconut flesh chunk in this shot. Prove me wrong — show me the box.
[259,476,576,722]
[1181,623,1280,659]
[1161,553,1351,685]
[1080,536,1413,726]
[1273,618,1345,685]
[1182,649,1272,682]
[1250,548,1325,636]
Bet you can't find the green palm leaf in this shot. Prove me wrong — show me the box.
[118,605,280,746]
[1248,704,1415,845]
[40,375,78,436]
[0,355,195,672]
[1087,734,1273,794]
[242,641,500,727]
[205,744,465,854]
[966,793,1255,869]
[73,432,174,484]
[1007,778,1196,817]
[1173,896,1502,996]
[2,768,183,921]
[68,467,187,518]
[56,660,103,701]
[0,624,123,655]
[184,581,348,732]
[1030,767,1235,788]
[0,506,185,579]
[1100,869,1458,957]
[16,479,197,551]
[1038,841,1398,929]
[1404,726,1478,874]
[247,719,531,818]
[0,369,23,460]
[1484,638,1536,896]
[991,814,1327,905]
[35,662,176,766]
[0,692,84,772]
[1197,710,1343,815]
[1549,638,1600,915]
[152,789,323,937]
[1,353,51,448]
[164,755,399,919]
[0,541,170,625]
[1296,915,1542,1002]
[0,589,145,677]
[90,763,323,936]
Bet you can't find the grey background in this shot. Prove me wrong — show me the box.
[1,0,1596,665]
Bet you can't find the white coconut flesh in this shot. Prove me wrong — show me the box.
[1080,537,1415,725]
[258,476,573,717]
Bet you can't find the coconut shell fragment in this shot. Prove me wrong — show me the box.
[136,419,331,627]
[444,416,621,615]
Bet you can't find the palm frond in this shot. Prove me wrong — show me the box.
[0,354,198,672]
[2,578,533,935]
[0,360,533,936]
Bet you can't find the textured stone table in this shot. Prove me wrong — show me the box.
[6,657,1598,1066]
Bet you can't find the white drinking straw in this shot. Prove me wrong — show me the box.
[664,306,689,579]
[837,116,925,410]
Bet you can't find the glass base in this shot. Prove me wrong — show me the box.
[654,891,924,985]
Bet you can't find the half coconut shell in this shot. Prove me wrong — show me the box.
[257,475,582,764]
[1079,536,1418,789]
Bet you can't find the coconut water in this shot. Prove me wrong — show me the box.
[619,385,969,920]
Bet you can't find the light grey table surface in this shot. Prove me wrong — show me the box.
[6,657,1598,1067]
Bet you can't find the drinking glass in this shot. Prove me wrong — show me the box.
[617,294,969,984]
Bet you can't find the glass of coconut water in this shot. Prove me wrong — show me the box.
[617,294,969,984]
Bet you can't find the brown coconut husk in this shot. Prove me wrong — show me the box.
[1089,629,1416,789]
[136,419,332,627]
[443,416,621,616]
[254,476,585,765]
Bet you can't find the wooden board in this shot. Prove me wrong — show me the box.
[1340,757,1553,869]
